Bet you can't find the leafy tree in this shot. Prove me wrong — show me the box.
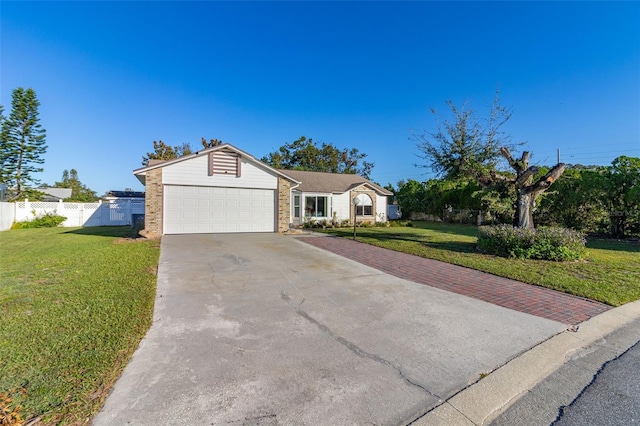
[53,169,99,202]
[534,166,609,233]
[201,137,223,149]
[261,136,374,178]
[141,136,225,166]
[383,183,397,204]
[414,93,567,228]
[413,92,516,184]
[605,156,640,236]
[0,87,47,200]
[533,159,640,237]
[395,180,427,218]
[141,140,193,166]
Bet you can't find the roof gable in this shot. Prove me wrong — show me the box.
[133,144,300,185]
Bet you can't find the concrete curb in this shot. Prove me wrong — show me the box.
[412,300,640,426]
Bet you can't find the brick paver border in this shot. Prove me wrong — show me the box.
[297,236,610,325]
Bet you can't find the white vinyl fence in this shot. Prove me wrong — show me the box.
[9,199,145,229]
[0,202,15,231]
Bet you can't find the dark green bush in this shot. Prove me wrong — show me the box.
[389,220,412,227]
[12,212,67,229]
[477,225,586,261]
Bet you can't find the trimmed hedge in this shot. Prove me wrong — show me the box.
[477,225,586,261]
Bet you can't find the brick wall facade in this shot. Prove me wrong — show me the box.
[277,177,291,233]
[143,168,163,238]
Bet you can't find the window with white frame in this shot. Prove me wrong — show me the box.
[293,195,301,218]
[355,194,373,216]
[305,196,327,217]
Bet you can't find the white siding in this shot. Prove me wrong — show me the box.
[376,195,388,222]
[162,156,278,189]
[331,192,351,221]
[293,191,386,222]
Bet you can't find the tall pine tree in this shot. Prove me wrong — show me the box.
[0,88,48,199]
[54,168,99,202]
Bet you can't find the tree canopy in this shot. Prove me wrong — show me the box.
[413,93,567,228]
[53,169,99,202]
[413,92,516,184]
[261,136,374,178]
[141,137,224,166]
[0,87,48,200]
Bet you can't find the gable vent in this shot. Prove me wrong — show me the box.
[209,150,241,177]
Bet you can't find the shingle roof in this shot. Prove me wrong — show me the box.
[278,169,392,195]
[39,187,72,200]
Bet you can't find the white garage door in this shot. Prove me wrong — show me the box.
[164,185,276,234]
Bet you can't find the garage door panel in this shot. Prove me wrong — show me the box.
[164,185,275,234]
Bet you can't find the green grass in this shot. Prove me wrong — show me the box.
[0,227,160,425]
[324,221,640,306]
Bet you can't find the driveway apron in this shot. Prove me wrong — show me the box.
[93,234,565,425]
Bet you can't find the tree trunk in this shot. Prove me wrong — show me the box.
[500,147,565,229]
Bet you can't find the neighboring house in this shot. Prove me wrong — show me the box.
[280,169,392,227]
[39,187,72,202]
[133,143,391,236]
[104,190,145,203]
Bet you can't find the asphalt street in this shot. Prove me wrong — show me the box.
[553,340,640,425]
[491,317,640,426]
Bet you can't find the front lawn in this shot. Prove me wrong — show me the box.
[323,222,640,306]
[0,227,160,425]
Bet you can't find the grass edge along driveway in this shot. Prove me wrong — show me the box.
[323,221,640,307]
[0,226,160,425]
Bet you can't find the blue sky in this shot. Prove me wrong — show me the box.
[2,1,639,196]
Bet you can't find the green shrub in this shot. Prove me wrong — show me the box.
[12,212,67,229]
[477,225,586,261]
[389,220,412,227]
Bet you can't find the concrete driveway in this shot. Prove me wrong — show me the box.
[93,234,565,425]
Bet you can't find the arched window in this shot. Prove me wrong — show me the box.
[355,194,373,216]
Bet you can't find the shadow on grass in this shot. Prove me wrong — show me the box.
[364,232,477,254]
[63,226,134,238]
[324,228,478,254]
[407,221,480,238]
[587,238,640,253]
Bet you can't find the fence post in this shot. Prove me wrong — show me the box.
[58,199,65,226]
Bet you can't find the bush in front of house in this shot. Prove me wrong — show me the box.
[12,211,67,229]
[477,224,586,261]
